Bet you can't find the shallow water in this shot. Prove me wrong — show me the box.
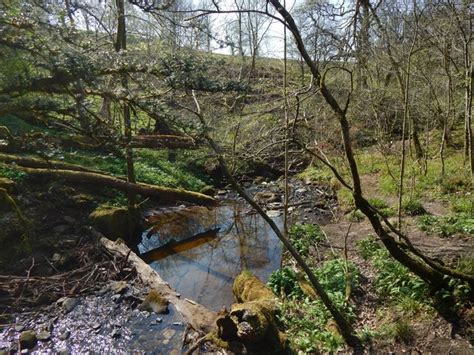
[139,202,283,311]
[0,290,186,354]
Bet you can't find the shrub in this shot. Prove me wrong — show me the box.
[368,197,396,217]
[356,236,382,260]
[267,267,302,298]
[402,199,427,216]
[288,223,324,257]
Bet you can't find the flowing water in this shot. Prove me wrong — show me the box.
[139,202,283,311]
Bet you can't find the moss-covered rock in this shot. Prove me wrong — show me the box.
[138,289,169,314]
[232,271,276,304]
[89,206,141,244]
[215,271,286,352]
[19,330,37,350]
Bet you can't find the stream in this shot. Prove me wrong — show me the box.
[140,202,283,311]
[0,201,283,353]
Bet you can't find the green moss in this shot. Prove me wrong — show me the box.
[89,205,141,242]
[138,289,169,314]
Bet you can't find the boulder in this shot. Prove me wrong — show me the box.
[19,330,37,350]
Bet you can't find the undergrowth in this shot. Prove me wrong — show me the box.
[418,214,474,237]
[268,223,360,353]
[269,258,360,353]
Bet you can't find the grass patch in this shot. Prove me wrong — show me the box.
[54,148,210,191]
[450,196,474,214]
[0,115,49,135]
[368,197,396,217]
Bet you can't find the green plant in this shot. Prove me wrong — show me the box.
[348,209,365,222]
[450,196,474,214]
[402,199,427,216]
[393,319,414,343]
[418,214,474,237]
[356,236,382,260]
[372,249,427,300]
[288,223,324,257]
[311,259,360,294]
[368,197,396,217]
[276,258,360,353]
[268,267,302,298]
[0,164,27,182]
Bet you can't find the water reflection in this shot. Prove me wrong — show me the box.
[139,203,282,311]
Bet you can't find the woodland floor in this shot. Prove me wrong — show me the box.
[0,143,472,353]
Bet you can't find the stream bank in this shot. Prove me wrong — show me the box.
[0,174,336,353]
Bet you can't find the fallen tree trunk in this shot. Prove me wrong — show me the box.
[0,153,103,174]
[141,228,220,263]
[15,165,216,206]
[100,237,217,333]
[130,135,199,150]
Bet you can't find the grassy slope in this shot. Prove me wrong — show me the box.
[0,116,211,193]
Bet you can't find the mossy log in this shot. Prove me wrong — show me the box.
[11,164,216,206]
[215,271,285,351]
[0,153,102,173]
[130,134,199,149]
[100,237,217,332]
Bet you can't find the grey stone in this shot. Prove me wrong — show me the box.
[59,331,70,340]
[62,298,79,313]
[36,331,51,341]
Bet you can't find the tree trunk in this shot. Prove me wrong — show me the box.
[115,0,136,207]
[269,0,474,294]
[17,165,217,206]
[100,237,217,332]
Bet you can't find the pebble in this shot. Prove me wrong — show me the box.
[91,322,101,330]
[110,281,128,294]
[59,331,70,340]
[14,324,25,332]
[61,298,79,313]
[111,329,121,338]
[36,331,51,341]
[162,329,175,339]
